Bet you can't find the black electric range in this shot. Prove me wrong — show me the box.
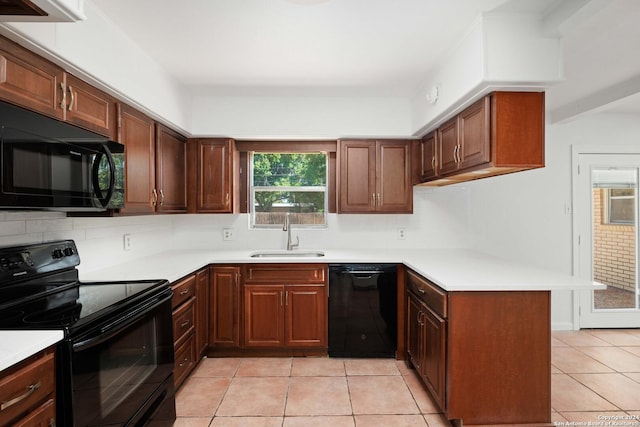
[0,240,176,426]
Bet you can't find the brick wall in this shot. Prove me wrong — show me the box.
[592,189,636,292]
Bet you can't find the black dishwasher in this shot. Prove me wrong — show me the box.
[328,264,397,358]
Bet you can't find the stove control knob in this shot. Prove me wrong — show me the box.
[63,247,75,257]
[52,249,64,259]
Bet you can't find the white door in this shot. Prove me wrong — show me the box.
[575,153,640,328]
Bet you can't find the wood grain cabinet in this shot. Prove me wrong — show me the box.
[118,105,187,215]
[195,268,210,359]
[209,266,241,348]
[171,273,196,389]
[405,268,552,426]
[0,36,117,139]
[155,124,188,213]
[0,347,56,427]
[188,138,237,213]
[420,91,545,186]
[338,139,413,213]
[243,264,327,349]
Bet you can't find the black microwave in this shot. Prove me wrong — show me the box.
[0,101,124,211]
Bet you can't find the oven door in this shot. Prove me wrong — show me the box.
[62,292,175,427]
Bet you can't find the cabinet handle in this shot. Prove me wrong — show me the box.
[59,83,66,109]
[1,381,41,411]
[225,192,229,207]
[159,189,165,206]
[179,357,189,367]
[432,156,436,171]
[180,320,190,328]
[285,290,289,306]
[453,145,458,164]
[68,86,74,111]
[372,193,376,208]
[49,417,56,427]
[280,291,284,306]
[377,193,382,207]
[180,288,190,295]
[417,287,426,294]
[152,189,158,206]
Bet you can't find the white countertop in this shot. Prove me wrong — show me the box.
[2,248,603,375]
[0,330,64,372]
[80,248,605,292]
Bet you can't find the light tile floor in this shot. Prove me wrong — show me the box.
[174,329,640,427]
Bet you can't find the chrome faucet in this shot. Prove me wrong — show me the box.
[283,212,299,251]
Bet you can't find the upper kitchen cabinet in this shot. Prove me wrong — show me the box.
[0,36,64,120]
[118,105,187,214]
[420,132,438,181]
[118,104,156,215]
[338,139,413,214]
[420,91,544,186]
[0,36,117,139]
[188,138,238,213]
[63,74,117,140]
[155,124,188,213]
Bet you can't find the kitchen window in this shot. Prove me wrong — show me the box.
[249,152,328,228]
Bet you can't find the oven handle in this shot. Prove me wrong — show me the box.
[72,292,171,352]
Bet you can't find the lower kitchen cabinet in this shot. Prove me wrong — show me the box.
[172,268,210,387]
[209,266,241,348]
[242,264,328,349]
[406,268,552,426]
[195,268,210,358]
[0,347,56,427]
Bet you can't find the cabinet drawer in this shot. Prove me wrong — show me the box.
[172,297,195,345]
[173,333,195,389]
[172,274,196,309]
[407,270,447,318]
[0,351,55,426]
[12,398,55,427]
[244,264,327,284]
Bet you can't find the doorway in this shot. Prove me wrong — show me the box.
[574,151,640,328]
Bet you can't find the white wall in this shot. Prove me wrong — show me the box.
[463,113,640,329]
[171,186,471,251]
[190,95,413,139]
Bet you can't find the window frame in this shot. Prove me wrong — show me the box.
[604,188,635,225]
[235,140,337,225]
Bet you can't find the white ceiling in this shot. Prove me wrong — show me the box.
[90,0,640,119]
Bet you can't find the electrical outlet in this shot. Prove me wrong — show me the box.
[123,234,132,251]
[398,228,406,240]
[223,228,234,241]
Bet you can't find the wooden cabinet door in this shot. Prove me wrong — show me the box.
[338,140,376,213]
[407,294,423,372]
[285,285,327,347]
[64,74,117,139]
[196,139,233,212]
[155,124,187,213]
[377,140,412,213]
[437,116,459,175]
[420,132,438,181]
[422,305,446,411]
[243,285,284,347]
[118,103,156,215]
[458,96,490,170]
[195,268,210,358]
[210,266,240,347]
[0,36,64,120]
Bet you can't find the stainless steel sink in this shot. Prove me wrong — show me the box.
[250,250,325,258]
